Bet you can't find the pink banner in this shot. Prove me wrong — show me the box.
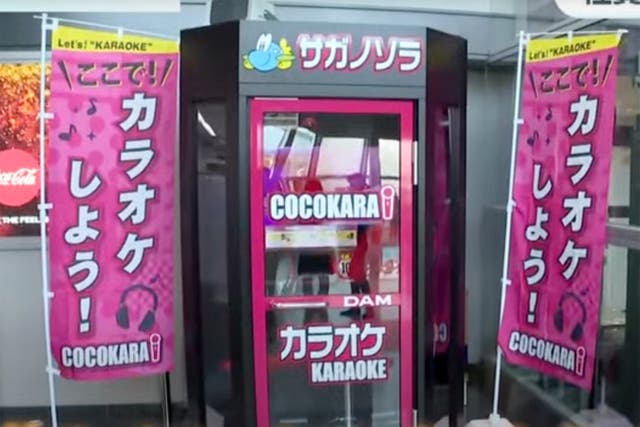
[47,26,178,380]
[497,35,619,390]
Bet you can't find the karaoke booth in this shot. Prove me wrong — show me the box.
[179,20,467,427]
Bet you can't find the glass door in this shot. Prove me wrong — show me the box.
[250,99,414,427]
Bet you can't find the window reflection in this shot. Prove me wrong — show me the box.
[477,33,640,427]
[316,136,365,191]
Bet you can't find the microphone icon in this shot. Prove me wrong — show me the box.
[150,333,162,363]
[380,185,396,221]
[576,346,586,377]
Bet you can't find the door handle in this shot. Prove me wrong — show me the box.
[271,301,328,309]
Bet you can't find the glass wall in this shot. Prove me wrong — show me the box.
[515,0,580,33]
[471,17,640,427]
[0,3,207,425]
[0,61,172,427]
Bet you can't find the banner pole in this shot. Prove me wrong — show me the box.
[38,12,60,427]
[525,29,628,38]
[489,30,527,424]
[162,373,172,427]
[34,14,178,41]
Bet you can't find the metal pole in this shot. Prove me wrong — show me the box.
[345,382,352,427]
[33,15,178,41]
[525,29,628,37]
[162,373,172,427]
[38,12,60,427]
[490,29,527,423]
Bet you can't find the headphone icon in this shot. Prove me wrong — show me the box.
[553,291,587,343]
[116,283,159,332]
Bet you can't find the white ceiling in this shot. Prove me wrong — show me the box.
[0,0,634,65]
[0,1,210,50]
[0,0,181,12]
[265,0,519,16]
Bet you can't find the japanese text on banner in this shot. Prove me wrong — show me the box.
[497,34,619,390]
[48,26,178,380]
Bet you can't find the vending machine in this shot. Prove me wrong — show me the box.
[179,21,467,427]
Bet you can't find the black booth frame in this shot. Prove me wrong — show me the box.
[179,20,467,427]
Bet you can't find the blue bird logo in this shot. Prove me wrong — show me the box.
[243,33,295,72]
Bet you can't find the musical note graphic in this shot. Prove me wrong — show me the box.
[527,130,539,146]
[87,98,97,116]
[59,124,77,141]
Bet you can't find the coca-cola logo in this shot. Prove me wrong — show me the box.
[0,149,39,207]
[0,168,37,186]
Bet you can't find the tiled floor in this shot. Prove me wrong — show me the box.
[0,406,168,427]
[0,382,571,427]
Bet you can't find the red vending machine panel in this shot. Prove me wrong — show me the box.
[249,99,414,427]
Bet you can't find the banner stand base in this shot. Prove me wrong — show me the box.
[465,415,515,427]
[572,405,633,427]
[434,416,448,427]
[433,416,513,427]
